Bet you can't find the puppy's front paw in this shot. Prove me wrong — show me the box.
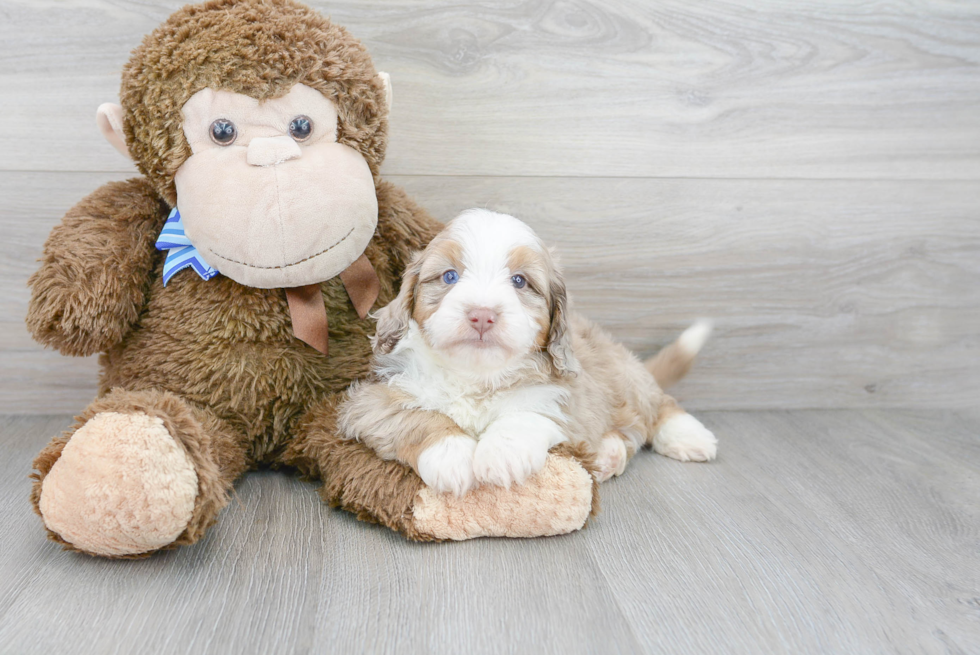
[653,413,718,462]
[417,436,478,496]
[472,434,549,488]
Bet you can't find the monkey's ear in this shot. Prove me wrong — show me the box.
[96,103,132,159]
[377,72,393,111]
[371,253,420,355]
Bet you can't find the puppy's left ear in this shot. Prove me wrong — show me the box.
[371,253,420,355]
[547,263,580,377]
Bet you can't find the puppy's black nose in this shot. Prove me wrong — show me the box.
[467,308,497,337]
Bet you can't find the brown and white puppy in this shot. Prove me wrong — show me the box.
[339,209,717,495]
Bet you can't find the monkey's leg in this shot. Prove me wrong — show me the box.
[283,393,599,541]
[31,388,249,558]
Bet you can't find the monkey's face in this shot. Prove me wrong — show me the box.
[173,84,379,288]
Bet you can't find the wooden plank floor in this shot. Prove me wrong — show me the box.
[1,410,977,654]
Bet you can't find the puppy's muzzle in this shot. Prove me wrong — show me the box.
[467,307,497,337]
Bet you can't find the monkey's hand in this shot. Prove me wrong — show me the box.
[27,178,167,356]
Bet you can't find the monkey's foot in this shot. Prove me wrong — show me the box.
[411,451,596,540]
[38,411,198,557]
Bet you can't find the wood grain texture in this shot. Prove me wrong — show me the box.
[0,0,979,178]
[591,409,980,655]
[3,3,977,651]
[1,410,977,654]
[2,171,977,412]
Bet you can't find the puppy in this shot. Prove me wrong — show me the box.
[339,209,717,496]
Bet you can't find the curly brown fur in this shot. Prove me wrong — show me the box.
[121,0,389,206]
[29,173,442,554]
[26,178,168,357]
[89,180,442,464]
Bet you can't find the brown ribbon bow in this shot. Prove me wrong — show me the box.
[284,253,380,356]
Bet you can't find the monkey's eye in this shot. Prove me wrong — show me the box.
[288,115,313,142]
[209,119,237,146]
[511,274,527,289]
[442,270,459,285]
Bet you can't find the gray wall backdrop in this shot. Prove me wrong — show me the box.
[1,0,978,412]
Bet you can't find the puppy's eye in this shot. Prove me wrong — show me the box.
[511,274,526,289]
[442,270,459,285]
[209,119,237,146]
[288,115,313,142]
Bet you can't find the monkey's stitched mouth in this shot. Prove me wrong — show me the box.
[203,226,356,270]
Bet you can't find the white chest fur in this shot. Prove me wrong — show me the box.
[376,324,567,438]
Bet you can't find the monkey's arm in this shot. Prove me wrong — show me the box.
[27,178,168,356]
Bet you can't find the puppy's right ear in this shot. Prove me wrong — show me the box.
[371,253,421,355]
[546,252,580,377]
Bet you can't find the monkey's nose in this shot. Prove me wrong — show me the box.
[246,136,302,167]
[467,308,498,337]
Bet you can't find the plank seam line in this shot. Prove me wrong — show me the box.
[3,170,980,183]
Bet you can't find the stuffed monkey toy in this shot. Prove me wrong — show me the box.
[25,0,597,558]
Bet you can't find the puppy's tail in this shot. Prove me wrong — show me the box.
[644,320,712,390]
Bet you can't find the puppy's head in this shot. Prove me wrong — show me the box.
[373,209,578,376]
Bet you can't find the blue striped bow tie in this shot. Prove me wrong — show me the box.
[155,208,219,286]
